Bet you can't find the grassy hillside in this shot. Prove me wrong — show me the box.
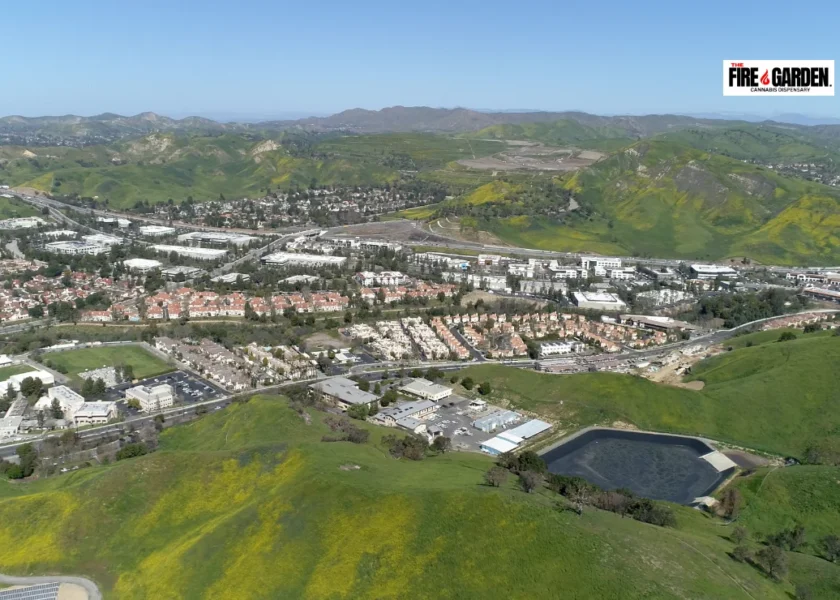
[0,396,810,599]
[477,139,840,265]
[463,119,635,151]
[0,195,40,219]
[661,124,840,163]
[460,333,840,458]
[0,134,399,208]
[316,133,503,169]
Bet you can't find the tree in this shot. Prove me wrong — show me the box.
[93,378,107,396]
[431,436,451,453]
[461,377,475,390]
[795,584,813,600]
[50,398,64,420]
[380,389,397,407]
[449,375,459,384]
[19,376,43,399]
[484,466,508,487]
[126,398,141,410]
[731,545,751,563]
[122,364,134,382]
[357,379,370,392]
[730,525,748,545]
[15,443,38,478]
[519,471,544,493]
[478,381,492,395]
[347,404,369,420]
[821,534,840,562]
[756,544,788,581]
[81,377,94,397]
[778,331,797,342]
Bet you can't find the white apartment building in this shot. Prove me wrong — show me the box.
[125,384,175,412]
[355,271,411,286]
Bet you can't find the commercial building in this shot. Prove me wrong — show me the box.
[161,265,204,279]
[309,377,378,410]
[123,258,163,273]
[73,401,118,426]
[581,256,622,270]
[372,399,439,432]
[44,240,109,256]
[34,385,85,421]
[262,252,347,267]
[479,436,518,456]
[139,225,177,237]
[97,216,131,228]
[125,383,175,412]
[690,264,738,279]
[803,287,840,304]
[0,216,47,230]
[399,378,452,402]
[479,419,552,455]
[151,245,227,261]
[0,416,23,438]
[572,291,628,312]
[211,272,251,284]
[83,233,122,246]
[619,314,697,332]
[177,231,257,247]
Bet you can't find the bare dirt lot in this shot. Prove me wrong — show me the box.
[457,141,605,172]
[304,331,349,351]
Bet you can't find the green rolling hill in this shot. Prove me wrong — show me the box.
[466,139,840,265]
[0,395,827,599]
[462,119,635,151]
[460,331,840,459]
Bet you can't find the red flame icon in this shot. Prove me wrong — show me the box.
[760,69,770,85]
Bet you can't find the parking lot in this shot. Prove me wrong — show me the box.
[423,395,502,453]
[108,370,227,417]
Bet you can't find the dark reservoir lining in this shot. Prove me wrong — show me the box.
[540,429,734,505]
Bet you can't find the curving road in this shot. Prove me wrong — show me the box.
[0,573,101,600]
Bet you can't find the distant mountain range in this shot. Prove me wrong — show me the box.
[4,106,840,146]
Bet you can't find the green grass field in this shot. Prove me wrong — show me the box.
[46,345,173,381]
[0,395,817,599]
[0,364,39,382]
[460,333,840,458]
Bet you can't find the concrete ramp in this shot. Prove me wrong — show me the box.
[701,451,738,472]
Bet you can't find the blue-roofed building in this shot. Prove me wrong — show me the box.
[0,582,60,600]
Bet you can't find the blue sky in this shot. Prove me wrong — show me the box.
[3,0,838,119]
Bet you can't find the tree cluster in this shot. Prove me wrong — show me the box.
[382,434,427,460]
[322,415,369,444]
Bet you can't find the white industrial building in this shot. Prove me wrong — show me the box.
[34,385,86,421]
[399,378,452,402]
[479,419,552,455]
[690,264,738,279]
[572,291,628,311]
[0,416,23,438]
[139,225,176,237]
[125,383,175,412]
[44,240,110,256]
[97,216,131,228]
[0,369,56,396]
[262,252,347,267]
[123,258,163,273]
[151,245,227,261]
[83,233,122,246]
[74,401,118,426]
[372,399,439,433]
[177,231,257,247]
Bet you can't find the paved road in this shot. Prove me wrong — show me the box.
[0,573,101,600]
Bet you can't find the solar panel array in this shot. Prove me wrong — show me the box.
[0,582,60,600]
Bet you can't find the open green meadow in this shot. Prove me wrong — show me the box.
[0,396,817,599]
[45,345,173,381]
[460,333,840,458]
